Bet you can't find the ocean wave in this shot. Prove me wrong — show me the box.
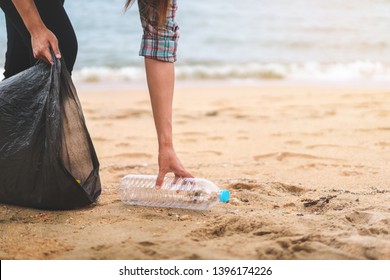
[70,61,390,83]
[74,67,145,82]
[174,61,390,81]
[2,61,390,83]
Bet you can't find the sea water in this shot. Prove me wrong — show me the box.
[0,0,389,82]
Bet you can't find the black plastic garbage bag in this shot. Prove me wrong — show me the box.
[0,56,101,210]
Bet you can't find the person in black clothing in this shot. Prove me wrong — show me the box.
[0,0,77,78]
[1,0,193,189]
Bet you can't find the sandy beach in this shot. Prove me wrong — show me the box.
[1,81,390,260]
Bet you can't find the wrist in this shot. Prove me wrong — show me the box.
[28,22,47,37]
[157,132,173,149]
[158,141,174,152]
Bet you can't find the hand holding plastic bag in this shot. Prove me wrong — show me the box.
[0,54,101,210]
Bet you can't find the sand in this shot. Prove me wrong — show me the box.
[1,81,390,260]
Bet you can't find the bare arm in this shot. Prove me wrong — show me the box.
[144,58,193,188]
[11,0,61,63]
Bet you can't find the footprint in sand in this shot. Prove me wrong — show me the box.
[218,107,242,113]
[119,153,152,158]
[356,127,390,132]
[300,132,324,136]
[253,115,270,120]
[189,216,264,240]
[306,110,337,119]
[115,142,130,147]
[375,141,390,148]
[268,182,306,195]
[83,108,96,114]
[137,242,159,257]
[233,114,250,119]
[339,170,363,176]
[177,132,206,136]
[208,136,224,141]
[101,164,142,173]
[177,132,207,143]
[103,153,153,160]
[305,144,341,149]
[345,211,373,225]
[90,244,112,251]
[306,144,365,150]
[88,115,101,120]
[271,132,292,137]
[285,140,302,145]
[358,227,389,236]
[253,151,340,162]
[139,241,156,247]
[205,111,219,117]
[297,163,328,169]
[199,150,223,156]
[93,137,109,142]
[360,109,390,118]
[253,231,273,236]
[228,182,263,190]
[227,181,306,195]
[110,109,151,120]
[180,138,198,143]
[176,114,198,120]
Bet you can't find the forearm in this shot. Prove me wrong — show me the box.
[145,58,175,151]
[11,0,46,35]
[9,0,61,63]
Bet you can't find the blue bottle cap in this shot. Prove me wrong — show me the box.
[219,190,230,203]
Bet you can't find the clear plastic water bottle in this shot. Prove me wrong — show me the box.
[119,174,230,210]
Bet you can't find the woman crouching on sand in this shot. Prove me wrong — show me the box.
[125,0,193,188]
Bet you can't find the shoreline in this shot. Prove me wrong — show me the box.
[74,78,390,91]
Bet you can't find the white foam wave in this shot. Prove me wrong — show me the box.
[3,61,390,83]
[74,67,145,83]
[72,61,390,83]
[173,61,390,81]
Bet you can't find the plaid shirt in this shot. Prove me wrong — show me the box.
[137,0,180,62]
